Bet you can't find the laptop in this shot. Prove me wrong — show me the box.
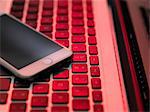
[0,0,149,112]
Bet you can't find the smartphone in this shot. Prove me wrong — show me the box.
[0,13,72,79]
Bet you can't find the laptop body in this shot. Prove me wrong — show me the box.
[0,0,149,112]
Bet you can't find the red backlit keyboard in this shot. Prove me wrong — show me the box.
[0,0,103,112]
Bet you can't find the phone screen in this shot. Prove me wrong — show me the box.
[0,14,63,69]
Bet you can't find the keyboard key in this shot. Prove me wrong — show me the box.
[72,5,83,12]
[72,27,85,35]
[9,103,26,112]
[52,81,69,91]
[94,104,104,112]
[0,78,11,91]
[72,12,83,19]
[52,106,68,112]
[92,91,102,102]
[90,56,99,65]
[0,93,8,104]
[42,10,53,17]
[91,78,101,89]
[72,54,87,62]
[56,40,69,47]
[31,110,47,112]
[40,25,52,32]
[90,66,100,77]
[72,86,89,97]
[89,46,98,55]
[13,0,25,5]
[44,32,52,38]
[11,11,23,19]
[56,23,69,30]
[88,28,96,36]
[55,31,69,39]
[72,64,88,73]
[72,19,84,26]
[52,93,69,104]
[41,17,53,24]
[72,75,88,85]
[26,14,38,20]
[31,96,48,107]
[72,44,86,52]
[87,20,95,27]
[33,84,49,94]
[28,7,38,13]
[11,5,24,12]
[12,90,29,101]
[57,16,68,23]
[72,35,85,43]
[26,20,37,28]
[29,0,39,7]
[53,69,69,79]
[14,79,30,88]
[57,9,68,15]
[88,36,97,45]
[73,99,90,111]
[58,1,68,8]
[87,12,94,19]
[43,1,53,10]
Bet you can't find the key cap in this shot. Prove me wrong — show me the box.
[87,20,95,27]
[31,110,47,112]
[90,66,100,77]
[12,90,29,101]
[14,78,30,88]
[0,78,11,91]
[57,9,68,15]
[41,17,53,25]
[52,93,69,104]
[0,93,8,104]
[56,40,69,47]
[42,10,53,17]
[55,31,69,39]
[72,64,88,73]
[87,5,93,12]
[40,25,52,32]
[9,103,26,112]
[87,12,94,19]
[56,23,69,30]
[94,104,104,112]
[73,99,90,111]
[31,96,48,107]
[72,54,87,62]
[29,0,39,7]
[53,69,69,79]
[88,36,97,45]
[72,35,85,43]
[52,106,68,112]
[72,75,88,85]
[57,16,68,23]
[58,1,68,8]
[72,19,84,26]
[43,1,53,10]
[33,84,49,94]
[88,28,96,36]
[11,11,23,19]
[72,86,89,97]
[72,12,83,19]
[13,0,25,5]
[52,81,69,91]
[44,32,52,38]
[72,27,85,35]
[72,44,86,52]
[28,7,38,13]
[26,21,37,28]
[91,78,101,89]
[72,5,83,12]
[11,5,24,12]
[26,14,38,20]
[90,56,99,65]
[92,91,102,102]
[89,46,98,55]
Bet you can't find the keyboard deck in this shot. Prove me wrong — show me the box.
[0,0,104,112]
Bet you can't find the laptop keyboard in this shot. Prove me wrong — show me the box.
[0,0,103,112]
